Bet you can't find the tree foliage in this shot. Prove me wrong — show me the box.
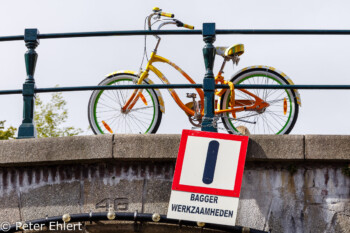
[1,92,81,139]
[0,120,17,140]
[34,93,83,138]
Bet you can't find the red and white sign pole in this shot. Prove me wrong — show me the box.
[167,130,248,226]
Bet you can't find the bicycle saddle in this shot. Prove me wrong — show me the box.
[216,44,244,58]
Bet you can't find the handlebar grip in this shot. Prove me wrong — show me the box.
[160,12,174,18]
[183,24,195,30]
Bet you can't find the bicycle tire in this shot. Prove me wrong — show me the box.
[88,73,162,134]
[220,68,299,135]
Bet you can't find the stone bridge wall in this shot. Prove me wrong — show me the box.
[0,135,349,233]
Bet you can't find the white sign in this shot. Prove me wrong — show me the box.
[167,130,248,226]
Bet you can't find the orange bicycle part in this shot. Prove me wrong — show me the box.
[139,92,148,105]
[102,121,113,133]
[283,97,287,115]
[215,88,269,114]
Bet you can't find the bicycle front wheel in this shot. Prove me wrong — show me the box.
[88,73,162,134]
[220,69,299,135]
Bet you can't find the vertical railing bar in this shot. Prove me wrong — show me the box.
[201,23,218,133]
[17,28,39,139]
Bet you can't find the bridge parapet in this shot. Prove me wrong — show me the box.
[0,135,349,232]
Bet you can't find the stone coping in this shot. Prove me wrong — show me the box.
[0,134,349,166]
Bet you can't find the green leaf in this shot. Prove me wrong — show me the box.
[34,92,83,138]
[0,121,17,140]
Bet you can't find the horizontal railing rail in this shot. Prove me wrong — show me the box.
[3,29,350,42]
[0,23,350,138]
[2,84,350,96]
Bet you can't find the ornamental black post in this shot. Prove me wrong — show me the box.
[17,29,39,139]
[201,23,217,132]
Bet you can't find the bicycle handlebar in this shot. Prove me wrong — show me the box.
[175,20,195,30]
[148,8,194,30]
[160,12,174,18]
[183,24,195,30]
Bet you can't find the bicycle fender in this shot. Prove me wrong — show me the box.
[106,70,165,113]
[231,65,302,106]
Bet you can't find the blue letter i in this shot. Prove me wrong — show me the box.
[202,140,220,184]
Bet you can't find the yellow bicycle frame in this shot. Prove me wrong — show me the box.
[122,52,205,116]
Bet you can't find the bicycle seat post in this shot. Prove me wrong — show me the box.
[201,23,217,133]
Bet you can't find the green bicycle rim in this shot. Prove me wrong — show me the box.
[227,74,292,134]
[93,78,156,134]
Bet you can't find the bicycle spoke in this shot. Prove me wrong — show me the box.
[265,110,286,126]
[96,101,119,111]
[99,91,120,106]
[129,106,154,112]
[268,98,285,104]
[129,113,148,129]
[261,113,278,133]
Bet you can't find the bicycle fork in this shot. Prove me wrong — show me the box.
[121,72,149,113]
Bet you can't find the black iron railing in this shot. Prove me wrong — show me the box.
[1,24,350,138]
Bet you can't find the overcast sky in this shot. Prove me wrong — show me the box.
[1,0,350,135]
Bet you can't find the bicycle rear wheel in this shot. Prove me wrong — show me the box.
[220,69,299,135]
[88,73,162,134]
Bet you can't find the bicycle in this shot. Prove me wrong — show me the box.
[88,7,301,135]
